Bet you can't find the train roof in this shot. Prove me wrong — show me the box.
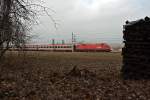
[76,43,110,45]
[25,44,72,46]
[48,44,72,46]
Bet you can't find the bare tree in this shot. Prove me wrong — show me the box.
[0,0,56,59]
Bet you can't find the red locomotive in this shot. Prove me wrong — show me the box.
[75,43,111,52]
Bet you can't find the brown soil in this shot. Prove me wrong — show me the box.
[0,52,150,100]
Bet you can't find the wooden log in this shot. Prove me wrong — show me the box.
[122,16,150,79]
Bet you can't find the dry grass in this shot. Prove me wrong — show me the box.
[0,51,150,100]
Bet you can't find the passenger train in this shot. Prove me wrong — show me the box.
[10,43,112,52]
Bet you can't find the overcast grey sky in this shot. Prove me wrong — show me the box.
[31,0,150,44]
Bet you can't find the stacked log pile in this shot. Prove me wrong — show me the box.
[122,17,150,79]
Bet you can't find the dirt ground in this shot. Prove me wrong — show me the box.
[0,52,150,100]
